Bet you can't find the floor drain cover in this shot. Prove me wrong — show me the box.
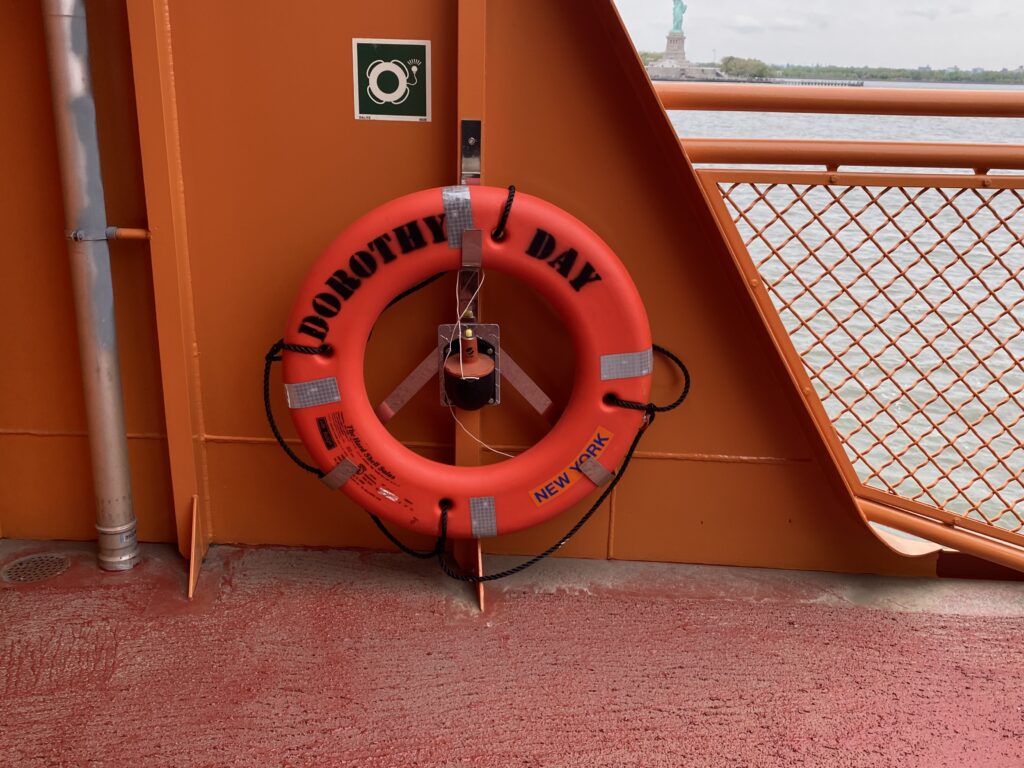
[1,554,71,584]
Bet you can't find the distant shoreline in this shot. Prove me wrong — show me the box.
[774,67,1024,86]
[640,54,1024,87]
[650,75,865,87]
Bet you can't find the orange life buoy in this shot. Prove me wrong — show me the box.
[282,185,652,539]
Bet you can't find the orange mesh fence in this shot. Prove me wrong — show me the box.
[715,179,1024,535]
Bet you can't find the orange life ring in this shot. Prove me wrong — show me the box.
[282,185,652,539]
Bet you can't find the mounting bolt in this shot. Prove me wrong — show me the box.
[488,398,495,404]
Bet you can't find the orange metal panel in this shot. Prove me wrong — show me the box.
[107,0,932,576]
[612,457,935,576]
[0,2,84,438]
[126,0,212,557]
[153,1,459,552]
[657,81,1024,117]
[0,433,172,543]
[457,0,487,128]
[165,0,458,440]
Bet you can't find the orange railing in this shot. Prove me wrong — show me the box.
[659,82,1024,564]
[656,82,1024,117]
[683,139,1024,173]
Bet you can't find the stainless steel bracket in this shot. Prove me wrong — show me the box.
[460,119,481,184]
[457,228,483,324]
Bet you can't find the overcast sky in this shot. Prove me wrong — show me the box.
[613,0,1024,70]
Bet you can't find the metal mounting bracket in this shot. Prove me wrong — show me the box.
[460,119,481,184]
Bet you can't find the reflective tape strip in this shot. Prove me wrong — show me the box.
[442,185,474,248]
[579,457,614,487]
[600,348,653,381]
[469,496,497,538]
[284,377,340,409]
[376,350,440,424]
[499,350,554,418]
[321,458,359,490]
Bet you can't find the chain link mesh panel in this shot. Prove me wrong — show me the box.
[719,181,1024,533]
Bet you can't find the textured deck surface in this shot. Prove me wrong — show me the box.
[2,541,1023,767]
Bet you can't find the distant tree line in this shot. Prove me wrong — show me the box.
[641,52,1024,84]
[720,56,774,79]
[774,62,1024,84]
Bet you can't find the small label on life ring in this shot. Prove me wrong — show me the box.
[530,428,614,506]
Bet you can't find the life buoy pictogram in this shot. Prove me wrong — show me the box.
[279,185,654,540]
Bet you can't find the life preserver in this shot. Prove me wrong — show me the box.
[282,185,652,539]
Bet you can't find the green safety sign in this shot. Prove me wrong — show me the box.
[352,39,431,122]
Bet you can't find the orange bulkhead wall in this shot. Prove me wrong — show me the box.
[0,0,933,578]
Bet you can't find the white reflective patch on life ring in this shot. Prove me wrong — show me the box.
[442,186,474,248]
[284,377,341,409]
[600,348,653,381]
[469,496,498,538]
[321,458,359,491]
[578,456,614,487]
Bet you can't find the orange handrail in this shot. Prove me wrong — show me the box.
[682,138,1024,171]
[861,501,1024,573]
[656,82,1024,117]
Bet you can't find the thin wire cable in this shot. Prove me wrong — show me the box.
[448,272,486,380]
[448,405,516,459]
[441,271,514,459]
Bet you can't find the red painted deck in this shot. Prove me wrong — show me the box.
[2,541,1023,766]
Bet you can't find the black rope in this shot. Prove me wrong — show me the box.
[434,344,690,583]
[368,513,444,559]
[263,338,331,478]
[385,272,446,310]
[606,343,691,415]
[436,412,654,582]
[490,185,516,241]
[263,329,690,584]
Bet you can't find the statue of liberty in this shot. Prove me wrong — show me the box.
[672,0,687,33]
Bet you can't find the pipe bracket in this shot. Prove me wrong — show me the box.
[66,229,108,242]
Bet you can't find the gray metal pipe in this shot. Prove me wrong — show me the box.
[41,0,139,571]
